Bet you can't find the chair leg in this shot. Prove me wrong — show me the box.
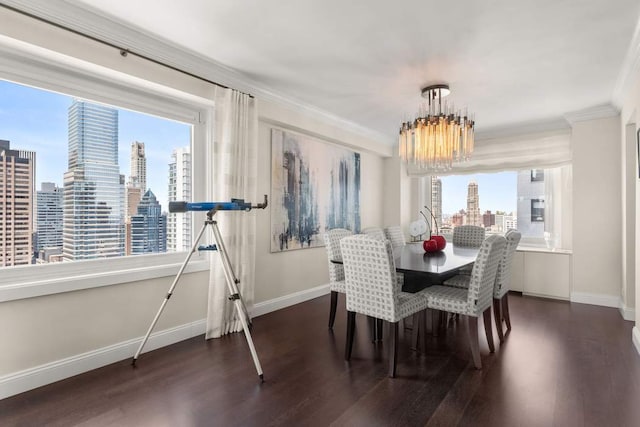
[376,318,384,341]
[502,295,512,331]
[482,308,495,353]
[467,315,482,369]
[388,321,398,378]
[345,311,356,360]
[493,297,504,343]
[368,316,376,342]
[420,310,428,353]
[432,309,441,337]
[411,312,420,350]
[328,291,338,329]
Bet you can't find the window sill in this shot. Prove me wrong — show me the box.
[0,254,209,303]
[517,246,572,255]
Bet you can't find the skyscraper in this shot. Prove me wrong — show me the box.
[466,180,481,226]
[125,141,146,255]
[431,177,442,231]
[0,140,35,266]
[130,190,167,254]
[130,141,146,191]
[167,146,191,252]
[63,100,124,260]
[36,182,63,252]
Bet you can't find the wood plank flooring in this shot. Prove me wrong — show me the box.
[1,293,639,426]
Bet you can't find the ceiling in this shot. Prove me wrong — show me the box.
[65,0,640,144]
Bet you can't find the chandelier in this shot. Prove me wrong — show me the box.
[399,84,475,171]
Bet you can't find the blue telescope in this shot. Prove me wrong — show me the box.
[169,194,268,213]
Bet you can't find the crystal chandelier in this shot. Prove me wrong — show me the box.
[399,84,475,171]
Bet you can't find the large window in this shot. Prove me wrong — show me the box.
[431,165,571,249]
[0,42,210,302]
[0,79,192,267]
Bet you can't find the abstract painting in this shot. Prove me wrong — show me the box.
[271,128,360,252]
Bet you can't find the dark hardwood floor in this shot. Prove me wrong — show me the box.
[2,293,639,426]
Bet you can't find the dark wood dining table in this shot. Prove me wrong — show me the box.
[395,243,479,292]
[333,242,479,293]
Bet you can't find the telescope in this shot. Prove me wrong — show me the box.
[169,194,268,213]
[133,193,269,381]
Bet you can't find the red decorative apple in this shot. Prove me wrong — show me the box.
[423,238,439,253]
[431,235,447,250]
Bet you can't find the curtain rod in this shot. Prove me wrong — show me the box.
[0,2,254,98]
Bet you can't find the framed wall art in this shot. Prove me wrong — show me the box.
[270,128,361,252]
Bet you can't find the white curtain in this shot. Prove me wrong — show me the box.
[406,128,572,177]
[205,87,258,339]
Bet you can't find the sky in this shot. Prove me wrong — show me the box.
[438,171,517,215]
[0,79,191,210]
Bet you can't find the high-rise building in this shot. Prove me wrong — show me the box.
[167,146,191,252]
[517,169,545,237]
[482,210,495,228]
[63,100,124,261]
[125,142,146,255]
[36,182,63,253]
[131,190,167,254]
[130,141,146,191]
[466,180,481,226]
[452,209,465,227]
[0,140,35,266]
[430,177,442,231]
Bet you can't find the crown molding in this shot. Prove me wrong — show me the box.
[475,117,570,141]
[612,14,640,108]
[563,104,620,125]
[0,0,392,146]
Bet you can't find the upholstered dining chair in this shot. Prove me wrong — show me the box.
[422,234,506,369]
[323,228,353,329]
[384,225,406,251]
[453,225,486,275]
[452,225,486,247]
[361,226,385,240]
[340,234,429,377]
[493,229,521,342]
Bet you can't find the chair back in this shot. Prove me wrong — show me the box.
[384,225,405,250]
[467,234,506,315]
[323,228,352,284]
[361,226,385,241]
[494,229,522,298]
[452,225,485,247]
[340,234,398,322]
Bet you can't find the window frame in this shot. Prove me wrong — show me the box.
[0,38,213,303]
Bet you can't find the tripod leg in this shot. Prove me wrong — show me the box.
[131,221,209,366]
[210,221,263,380]
[210,222,252,325]
[233,297,264,381]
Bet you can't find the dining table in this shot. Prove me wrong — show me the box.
[333,242,479,293]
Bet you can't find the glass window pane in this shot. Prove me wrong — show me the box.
[0,79,192,268]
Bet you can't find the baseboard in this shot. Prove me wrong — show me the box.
[252,283,330,318]
[0,319,206,400]
[633,327,640,357]
[619,302,636,322]
[570,292,620,308]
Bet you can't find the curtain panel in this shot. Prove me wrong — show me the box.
[205,87,258,339]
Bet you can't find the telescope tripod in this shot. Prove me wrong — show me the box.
[131,207,264,381]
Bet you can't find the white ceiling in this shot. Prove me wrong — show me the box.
[69,0,640,144]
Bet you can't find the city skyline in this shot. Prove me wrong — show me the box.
[0,79,191,211]
[438,171,517,215]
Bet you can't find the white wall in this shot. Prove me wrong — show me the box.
[619,60,640,344]
[571,116,622,299]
